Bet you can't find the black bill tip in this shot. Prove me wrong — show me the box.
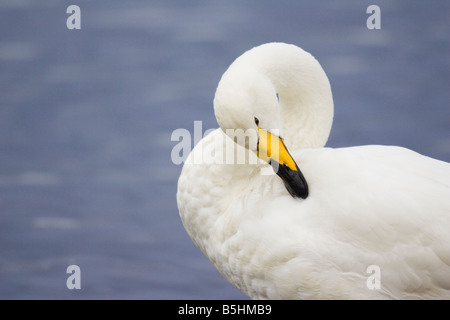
[269,160,308,199]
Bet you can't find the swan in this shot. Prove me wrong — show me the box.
[176,42,450,299]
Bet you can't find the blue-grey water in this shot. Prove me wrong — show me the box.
[0,0,448,299]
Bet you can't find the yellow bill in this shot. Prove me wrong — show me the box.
[256,126,309,199]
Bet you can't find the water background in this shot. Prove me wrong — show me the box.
[0,0,448,299]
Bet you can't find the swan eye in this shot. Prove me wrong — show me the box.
[276,93,279,102]
[254,117,260,126]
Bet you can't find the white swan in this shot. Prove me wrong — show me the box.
[177,43,450,299]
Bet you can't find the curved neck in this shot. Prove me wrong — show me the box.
[236,43,334,150]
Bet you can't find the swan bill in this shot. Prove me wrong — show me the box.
[270,159,309,199]
[256,127,309,199]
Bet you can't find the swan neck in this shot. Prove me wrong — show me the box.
[249,44,334,149]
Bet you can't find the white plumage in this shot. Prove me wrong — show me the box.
[177,43,450,299]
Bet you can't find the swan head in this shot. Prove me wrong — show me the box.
[213,43,333,199]
[214,66,282,151]
[214,72,308,198]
